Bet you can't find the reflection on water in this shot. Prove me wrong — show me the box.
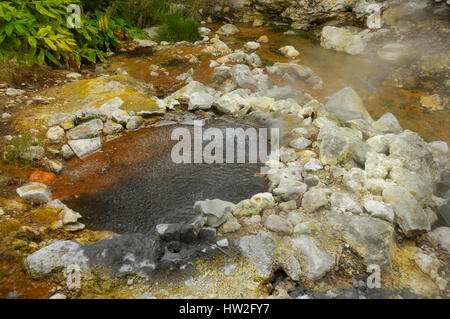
[57,119,266,234]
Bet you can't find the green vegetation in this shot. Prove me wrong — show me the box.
[2,131,41,169]
[0,0,202,69]
[155,10,200,43]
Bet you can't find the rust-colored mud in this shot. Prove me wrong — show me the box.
[51,126,175,200]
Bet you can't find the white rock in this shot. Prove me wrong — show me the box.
[1,112,12,119]
[244,41,260,51]
[68,137,102,159]
[17,183,52,202]
[279,45,300,58]
[289,137,311,150]
[320,26,365,55]
[188,92,215,111]
[302,188,329,212]
[66,72,82,80]
[250,192,275,209]
[6,88,25,96]
[217,238,229,248]
[216,24,239,36]
[363,200,395,223]
[46,126,65,144]
[303,158,323,172]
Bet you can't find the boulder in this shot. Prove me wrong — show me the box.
[216,24,240,36]
[188,92,215,111]
[238,231,276,279]
[66,119,103,140]
[25,240,89,278]
[264,215,293,235]
[320,26,365,55]
[46,126,65,144]
[67,137,102,159]
[302,188,329,212]
[372,113,403,134]
[194,199,236,227]
[383,186,430,237]
[326,213,394,269]
[290,236,334,280]
[16,182,52,202]
[363,200,395,223]
[330,192,362,214]
[325,87,372,123]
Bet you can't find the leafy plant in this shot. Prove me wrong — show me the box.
[155,10,200,43]
[2,131,39,169]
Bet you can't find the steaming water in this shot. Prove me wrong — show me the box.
[61,119,266,234]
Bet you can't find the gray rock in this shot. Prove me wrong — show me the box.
[266,166,303,191]
[6,88,25,96]
[194,199,236,227]
[67,137,102,159]
[188,92,215,111]
[25,240,89,278]
[303,158,323,172]
[437,198,450,226]
[61,144,75,159]
[428,141,449,170]
[291,236,334,280]
[66,119,103,140]
[103,120,124,135]
[343,168,367,193]
[219,216,241,233]
[46,126,65,144]
[47,113,76,127]
[302,188,329,212]
[279,200,297,212]
[126,116,144,131]
[436,168,450,198]
[320,26,365,55]
[363,200,395,223]
[383,186,430,237]
[238,231,276,279]
[273,179,308,201]
[326,213,394,269]
[389,130,438,184]
[430,227,450,253]
[216,24,239,36]
[365,151,390,179]
[75,107,107,123]
[250,193,275,209]
[264,215,293,235]
[372,113,402,134]
[325,87,372,123]
[289,137,311,150]
[16,182,52,202]
[198,227,217,242]
[213,92,246,114]
[389,166,433,204]
[330,192,362,214]
[244,41,260,51]
[156,224,181,242]
[172,81,211,103]
[279,45,300,58]
[366,135,390,154]
[180,215,207,242]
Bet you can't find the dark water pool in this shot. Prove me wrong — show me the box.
[62,118,266,234]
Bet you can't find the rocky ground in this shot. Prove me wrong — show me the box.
[0,0,449,299]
